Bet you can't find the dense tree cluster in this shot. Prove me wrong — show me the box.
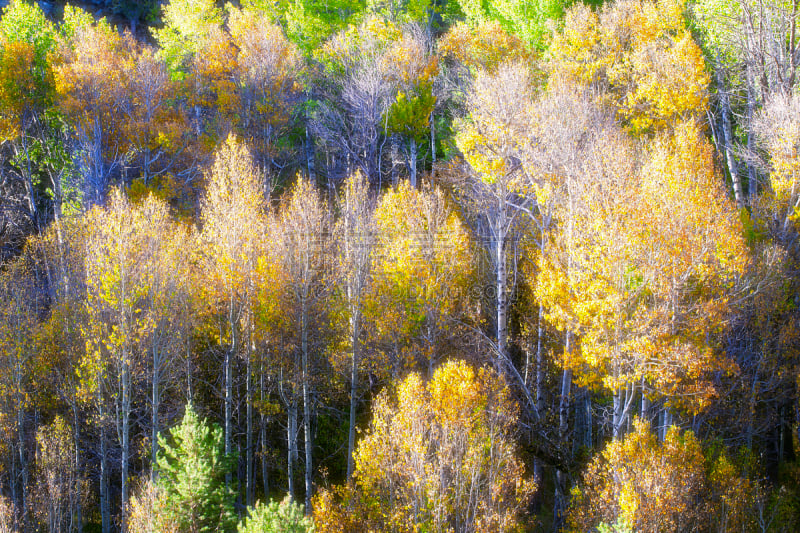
[1,0,800,531]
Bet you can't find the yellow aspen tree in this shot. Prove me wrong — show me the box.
[567,417,764,532]
[438,20,532,74]
[53,16,127,205]
[334,171,375,482]
[567,418,708,532]
[118,40,186,189]
[228,5,304,173]
[200,135,267,501]
[536,118,747,438]
[82,190,175,530]
[549,0,709,135]
[634,120,747,410]
[328,360,535,532]
[278,177,329,509]
[368,181,476,377]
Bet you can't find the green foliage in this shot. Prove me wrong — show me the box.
[597,517,633,533]
[152,0,224,78]
[155,404,237,533]
[238,496,314,533]
[385,86,436,140]
[0,0,58,135]
[58,5,97,42]
[0,0,57,69]
[285,0,366,55]
[452,0,567,50]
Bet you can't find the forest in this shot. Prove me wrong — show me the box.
[0,0,799,531]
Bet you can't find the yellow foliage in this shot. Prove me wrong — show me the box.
[549,0,709,134]
[316,360,535,532]
[367,182,476,373]
[0,38,38,140]
[439,20,533,74]
[568,419,763,533]
[534,115,746,412]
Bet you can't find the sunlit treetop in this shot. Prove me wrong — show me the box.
[439,19,532,74]
[0,0,58,139]
[285,0,366,56]
[549,0,709,134]
[152,0,224,79]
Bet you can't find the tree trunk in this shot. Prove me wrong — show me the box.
[16,397,26,529]
[584,392,592,449]
[71,402,82,533]
[305,126,315,182]
[409,137,417,188]
[613,381,636,440]
[640,376,650,423]
[717,62,744,208]
[99,398,110,533]
[246,309,254,507]
[532,303,546,503]
[287,396,297,500]
[121,350,130,529]
[390,135,399,186]
[301,299,313,511]
[226,299,237,488]
[346,310,360,482]
[260,359,269,499]
[430,111,435,178]
[747,88,759,203]
[554,332,573,530]
[151,345,159,482]
[496,217,508,361]
[661,408,673,442]
[246,359,253,507]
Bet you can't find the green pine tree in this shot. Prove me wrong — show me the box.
[155,404,237,533]
[238,496,315,533]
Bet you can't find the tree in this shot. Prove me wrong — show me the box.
[334,171,375,481]
[549,0,709,135]
[117,40,185,188]
[54,14,127,205]
[155,404,237,533]
[754,91,800,243]
[438,20,531,75]
[368,181,476,377]
[382,25,438,187]
[228,6,304,175]
[536,119,747,440]
[312,18,398,184]
[448,0,566,50]
[694,0,800,205]
[82,190,178,528]
[450,60,534,366]
[567,418,764,533]
[200,135,267,500]
[278,177,329,508]
[316,360,535,532]
[285,0,366,56]
[0,0,59,231]
[237,496,314,533]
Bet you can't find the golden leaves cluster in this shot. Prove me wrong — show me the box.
[316,360,534,533]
